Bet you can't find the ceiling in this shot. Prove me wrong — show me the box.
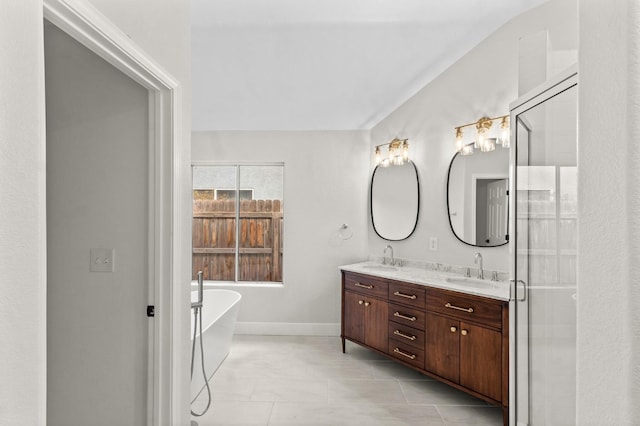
[191,0,547,131]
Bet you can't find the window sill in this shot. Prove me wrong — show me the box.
[190,281,284,289]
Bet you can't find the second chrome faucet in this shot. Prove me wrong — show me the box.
[383,244,395,266]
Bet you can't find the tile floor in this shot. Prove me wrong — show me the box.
[191,335,502,426]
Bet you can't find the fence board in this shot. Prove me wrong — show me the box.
[193,198,283,281]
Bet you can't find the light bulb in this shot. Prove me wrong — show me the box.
[402,141,409,161]
[482,138,496,152]
[455,128,463,152]
[500,116,510,148]
[461,144,474,156]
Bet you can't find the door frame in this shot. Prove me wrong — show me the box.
[43,1,182,424]
[470,173,508,245]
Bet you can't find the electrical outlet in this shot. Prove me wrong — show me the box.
[429,237,438,251]
[90,248,115,272]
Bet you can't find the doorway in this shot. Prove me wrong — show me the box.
[42,0,183,423]
[45,22,150,425]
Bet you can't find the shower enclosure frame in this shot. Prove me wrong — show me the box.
[508,65,578,426]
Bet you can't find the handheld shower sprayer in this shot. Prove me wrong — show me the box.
[192,271,203,309]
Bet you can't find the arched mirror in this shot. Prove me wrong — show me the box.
[371,161,419,241]
[447,145,509,246]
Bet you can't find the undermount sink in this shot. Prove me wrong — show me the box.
[362,264,397,272]
[445,276,496,289]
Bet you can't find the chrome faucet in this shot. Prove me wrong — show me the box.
[192,271,204,309]
[383,245,394,266]
[474,253,484,280]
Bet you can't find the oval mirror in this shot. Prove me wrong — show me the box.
[371,161,419,241]
[446,144,509,247]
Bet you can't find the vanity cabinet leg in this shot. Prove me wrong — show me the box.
[341,337,346,353]
[502,406,508,426]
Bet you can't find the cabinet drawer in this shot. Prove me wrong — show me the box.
[388,321,425,351]
[343,272,388,299]
[388,341,425,369]
[388,303,426,330]
[388,281,426,309]
[426,289,503,330]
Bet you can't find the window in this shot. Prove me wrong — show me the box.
[192,164,284,283]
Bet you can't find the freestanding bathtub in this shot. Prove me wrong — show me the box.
[190,288,242,402]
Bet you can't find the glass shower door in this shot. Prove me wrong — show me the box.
[510,71,577,425]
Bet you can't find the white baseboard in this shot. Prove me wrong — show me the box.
[234,322,340,336]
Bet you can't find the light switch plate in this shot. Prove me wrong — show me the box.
[90,248,115,272]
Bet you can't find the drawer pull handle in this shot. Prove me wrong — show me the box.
[364,301,370,307]
[355,282,373,289]
[450,326,457,333]
[393,348,416,360]
[461,329,468,336]
[393,330,417,341]
[394,312,417,322]
[445,302,474,313]
[393,291,417,300]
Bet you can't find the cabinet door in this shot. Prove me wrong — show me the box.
[459,322,502,401]
[425,313,459,383]
[364,297,388,352]
[343,291,365,344]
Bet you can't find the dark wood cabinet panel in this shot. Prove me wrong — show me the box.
[388,303,426,330]
[364,296,388,352]
[426,288,503,330]
[388,321,425,351]
[388,340,425,369]
[460,322,502,401]
[425,312,459,383]
[343,291,366,344]
[343,290,388,353]
[388,281,426,309]
[344,271,388,299]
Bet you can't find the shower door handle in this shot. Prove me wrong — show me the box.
[509,279,526,302]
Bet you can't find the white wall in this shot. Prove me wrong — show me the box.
[0,2,46,425]
[192,131,369,331]
[45,24,149,425]
[369,0,577,274]
[577,0,640,423]
[1,1,191,424]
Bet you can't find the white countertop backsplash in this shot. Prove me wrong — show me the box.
[340,259,511,301]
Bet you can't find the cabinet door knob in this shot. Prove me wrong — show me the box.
[364,301,370,307]
[450,326,457,333]
[358,300,363,305]
[461,329,468,336]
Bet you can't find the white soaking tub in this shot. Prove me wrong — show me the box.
[190,288,241,402]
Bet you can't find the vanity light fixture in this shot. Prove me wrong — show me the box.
[375,138,410,167]
[454,114,509,155]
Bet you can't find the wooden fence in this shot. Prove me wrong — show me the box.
[192,199,283,282]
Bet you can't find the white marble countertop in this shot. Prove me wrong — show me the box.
[340,261,511,301]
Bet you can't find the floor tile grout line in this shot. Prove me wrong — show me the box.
[434,404,448,425]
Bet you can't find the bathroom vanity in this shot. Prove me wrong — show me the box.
[340,262,509,425]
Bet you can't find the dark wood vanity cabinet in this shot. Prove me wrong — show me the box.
[341,270,509,424]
